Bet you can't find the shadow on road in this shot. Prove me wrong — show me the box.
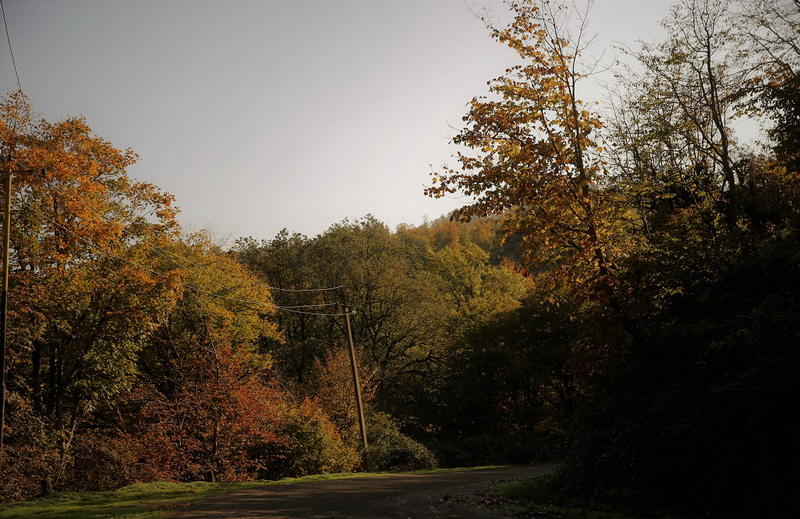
[168,463,558,519]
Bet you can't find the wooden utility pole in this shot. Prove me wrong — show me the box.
[342,304,367,450]
[0,157,11,455]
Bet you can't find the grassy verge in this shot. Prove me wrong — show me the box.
[0,465,502,519]
[493,475,678,519]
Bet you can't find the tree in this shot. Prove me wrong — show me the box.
[426,0,622,308]
[425,243,529,323]
[734,0,800,85]
[428,293,577,466]
[237,217,439,401]
[1,93,181,489]
[235,230,333,385]
[129,236,283,481]
[734,0,800,172]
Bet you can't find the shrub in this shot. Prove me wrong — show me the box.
[0,393,59,502]
[262,398,360,479]
[364,412,437,471]
[67,431,142,491]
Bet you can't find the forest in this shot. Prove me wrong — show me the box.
[0,0,798,517]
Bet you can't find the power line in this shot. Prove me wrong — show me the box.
[269,285,343,293]
[276,308,355,317]
[277,302,339,309]
[0,0,21,93]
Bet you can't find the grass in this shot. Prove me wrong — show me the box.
[0,465,501,519]
[493,475,679,519]
[0,481,222,519]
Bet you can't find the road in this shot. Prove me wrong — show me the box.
[168,463,557,519]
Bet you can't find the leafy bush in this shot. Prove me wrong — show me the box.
[263,399,360,479]
[0,393,59,501]
[364,412,437,471]
[67,431,142,491]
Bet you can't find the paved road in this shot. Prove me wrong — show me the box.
[168,463,557,519]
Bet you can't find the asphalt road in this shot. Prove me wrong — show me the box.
[168,463,557,519]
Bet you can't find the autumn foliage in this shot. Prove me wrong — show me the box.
[0,93,361,500]
[426,1,800,517]
[1,1,799,517]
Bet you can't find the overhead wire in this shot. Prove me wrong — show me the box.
[0,0,22,92]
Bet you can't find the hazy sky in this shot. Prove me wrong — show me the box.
[1,0,673,242]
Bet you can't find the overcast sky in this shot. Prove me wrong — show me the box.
[1,0,673,242]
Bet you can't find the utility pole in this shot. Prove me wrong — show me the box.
[0,156,11,455]
[342,304,367,450]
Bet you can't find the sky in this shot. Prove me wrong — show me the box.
[0,0,674,242]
